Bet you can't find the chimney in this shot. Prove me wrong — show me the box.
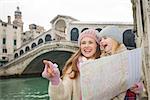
[8,16,11,24]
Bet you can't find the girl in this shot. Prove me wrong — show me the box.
[42,29,101,100]
[98,26,143,100]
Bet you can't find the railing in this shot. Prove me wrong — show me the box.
[0,41,78,68]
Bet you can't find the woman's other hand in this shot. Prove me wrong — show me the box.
[129,82,143,94]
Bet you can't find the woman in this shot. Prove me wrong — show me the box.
[98,26,143,100]
[42,29,101,100]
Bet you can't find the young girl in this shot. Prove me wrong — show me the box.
[98,26,143,100]
[42,29,101,100]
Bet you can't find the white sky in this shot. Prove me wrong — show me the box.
[0,0,133,31]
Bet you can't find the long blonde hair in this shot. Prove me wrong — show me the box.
[62,43,101,79]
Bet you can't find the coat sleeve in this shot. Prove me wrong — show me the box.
[48,74,73,100]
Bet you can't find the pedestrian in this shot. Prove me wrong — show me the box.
[98,26,143,100]
[42,29,101,100]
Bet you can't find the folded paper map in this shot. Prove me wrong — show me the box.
[80,48,142,100]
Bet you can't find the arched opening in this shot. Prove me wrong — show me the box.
[23,51,73,76]
[81,28,89,32]
[31,43,37,48]
[20,50,24,56]
[25,46,30,52]
[55,20,66,33]
[70,28,79,41]
[14,53,18,58]
[95,28,102,32]
[38,38,43,45]
[123,29,136,50]
[45,34,52,42]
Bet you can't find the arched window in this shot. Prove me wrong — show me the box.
[123,29,136,50]
[38,38,43,45]
[31,43,37,48]
[45,34,52,42]
[20,50,24,56]
[14,53,18,58]
[81,28,89,32]
[25,46,30,52]
[70,28,79,41]
[95,28,102,32]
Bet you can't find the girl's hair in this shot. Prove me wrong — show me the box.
[61,43,101,79]
[111,38,121,54]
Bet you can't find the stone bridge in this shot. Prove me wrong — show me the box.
[0,41,78,77]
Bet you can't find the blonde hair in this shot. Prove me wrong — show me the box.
[111,38,120,54]
[62,43,101,79]
[100,38,122,56]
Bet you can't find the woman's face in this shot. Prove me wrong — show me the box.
[80,37,97,59]
[99,37,113,53]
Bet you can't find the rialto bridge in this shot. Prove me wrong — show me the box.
[0,15,136,77]
[0,40,78,77]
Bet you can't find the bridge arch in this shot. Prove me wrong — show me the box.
[14,53,19,58]
[55,19,66,32]
[81,28,89,32]
[38,38,43,45]
[25,46,30,52]
[95,28,102,32]
[20,50,24,56]
[23,50,73,75]
[70,27,79,41]
[3,41,78,76]
[123,29,136,50]
[45,34,52,42]
[31,43,37,48]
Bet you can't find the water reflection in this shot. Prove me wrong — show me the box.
[0,77,49,100]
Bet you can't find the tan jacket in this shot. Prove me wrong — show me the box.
[49,67,81,100]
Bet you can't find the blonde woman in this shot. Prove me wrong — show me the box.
[98,26,143,100]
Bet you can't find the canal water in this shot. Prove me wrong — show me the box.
[0,77,50,100]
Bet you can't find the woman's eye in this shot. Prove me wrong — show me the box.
[89,41,93,44]
[103,36,107,39]
[81,41,86,44]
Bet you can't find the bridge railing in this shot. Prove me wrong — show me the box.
[1,40,78,68]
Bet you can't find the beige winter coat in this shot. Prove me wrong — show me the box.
[49,67,81,100]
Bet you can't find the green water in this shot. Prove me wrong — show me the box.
[0,77,49,100]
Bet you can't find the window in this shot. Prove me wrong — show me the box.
[70,28,79,41]
[3,38,6,44]
[2,57,6,60]
[3,49,7,53]
[38,38,43,45]
[45,34,52,42]
[2,22,7,27]
[14,39,17,46]
[81,28,89,32]
[13,25,17,29]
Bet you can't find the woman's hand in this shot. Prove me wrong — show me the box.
[129,82,143,94]
[42,60,60,85]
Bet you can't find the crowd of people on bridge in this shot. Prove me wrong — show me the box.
[42,26,144,100]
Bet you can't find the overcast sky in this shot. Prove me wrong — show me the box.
[0,0,133,31]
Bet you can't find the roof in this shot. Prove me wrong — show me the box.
[50,15,78,24]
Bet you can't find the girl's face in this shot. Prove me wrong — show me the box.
[99,37,113,53]
[80,37,97,59]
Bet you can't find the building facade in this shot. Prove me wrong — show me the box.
[21,24,45,45]
[0,7,23,66]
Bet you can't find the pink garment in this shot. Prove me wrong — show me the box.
[132,82,144,94]
[42,61,60,85]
